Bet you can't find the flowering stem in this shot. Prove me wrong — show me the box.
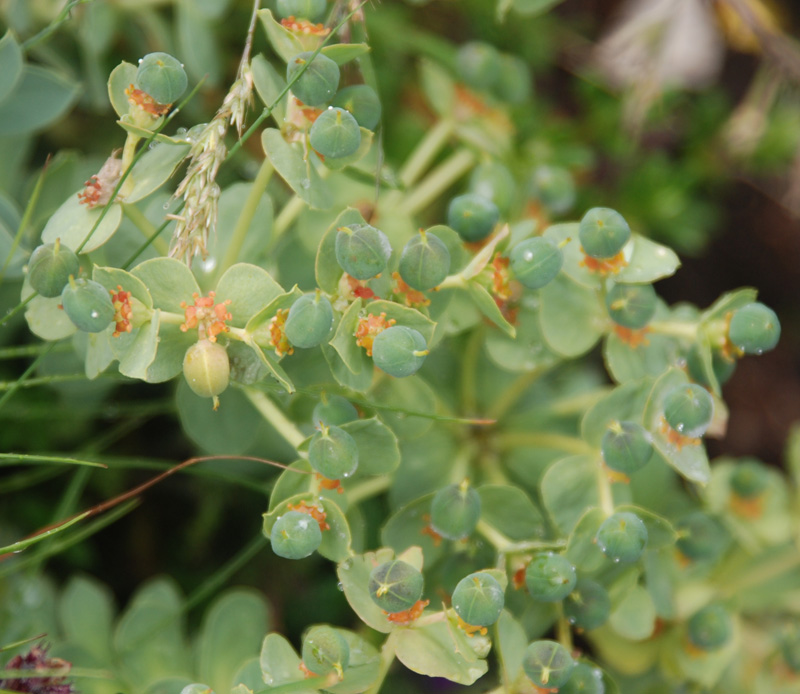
[218,156,274,277]
[487,366,548,422]
[0,293,35,329]
[647,320,699,341]
[243,387,306,449]
[347,475,391,505]
[120,132,141,196]
[402,148,476,216]
[398,118,455,188]
[596,460,615,516]
[122,203,169,256]
[494,432,594,456]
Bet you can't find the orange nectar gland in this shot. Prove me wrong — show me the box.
[420,514,443,546]
[344,274,376,300]
[456,614,488,637]
[580,250,628,275]
[513,565,527,590]
[125,84,171,115]
[393,272,430,308]
[729,492,764,519]
[268,308,294,357]
[287,500,330,531]
[659,416,701,450]
[280,17,331,37]
[110,286,133,337]
[385,599,429,625]
[355,312,396,357]
[316,473,344,494]
[614,325,650,349]
[180,292,232,342]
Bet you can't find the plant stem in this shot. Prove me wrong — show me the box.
[596,460,615,516]
[403,148,477,216]
[718,546,800,598]
[0,294,35,329]
[556,603,573,651]
[218,157,274,276]
[0,342,56,410]
[122,203,169,256]
[347,475,391,505]
[494,432,594,456]
[487,366,548,421]
[364,635,397,694]
[647,320,699,341]
[243,388,306,449]
[398,118,455,188]
[0,343,70,360]
[461,326,484,417]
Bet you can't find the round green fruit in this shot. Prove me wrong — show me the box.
[61,277,115,333]
[564,579,611,630]
[335,223,391,280]
[525,552,577,603]
[183,339,230,400]
[284,292,333,348]
[509,237,563,290]
[301,625,349,677]
[312,395,358,427]
[447,193,500,243]
[136,52,187,105]
[730,458,769,498]
[371,326,428,378]
[492,53,531,104]
[270,510,322,559]
[451,572,504,627]
[430,482,481,541]
[276,0,326,21]
[469,161,516,214]
[686,343,736,389]
[286,52,339,107]
[531,165,575,215]
[456,41,502,91]
[605,283,657,329]
[332,84,381,130]
[560,663,606,694]
[675,511,728,562]
[398,230,451,291]
[310,107,361,159]
[663,383,714,438]
[579,207,631,260]
[27,241,80,298]
[728,302,780,354]
[595,512,648,564]
[687,604,733,651]
[601,421,653,475]
[308,424,358,479]
[368,560,424,613]
[523,640,576,690]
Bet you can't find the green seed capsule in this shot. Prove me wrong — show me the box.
[564,579,611,630]
[509,237,563,290]
[430,482,481,541]
[371,326,428,378]
[456,41,502,91]
[523,640,576,690]
[469,161,516,214]
[335,223,391,280]
[136,52,188,105]
[447,193,500,243]
[27,241,80,298]
[675,511,728,561]
[579,207,631,260]
[730,458,769,498]
[531,165,575,215]
[398,230,451,291]
[686,343,736,389]
[595,512,648,564]
[663,383,714,438]
[310,107,361,159]
[270,510,322,559]
[605,283,657,330]
[183,339,231,400]
[284,292,333,348]
[61,277,115,333]
[312,395,358,427]
[601,421,653,475]
[368,560,424,613]
[308,424,358,479]
[301,625,349,677]
[451,572,504,627]
[559,663,606,694]
[728,302,780,355]
[276,0,326,21]
[781,629,800,672]
[525,552,577,603]
[286,51,340,107]
[492,53,531,104]
[687,604,733,651]
[332,84,381,130]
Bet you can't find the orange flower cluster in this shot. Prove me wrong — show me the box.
[345,274,376,300]
[660,416,700,450]
[125,84,171,114]
[613,325,650,349]
[355,312,396,356]
[287,500,330,531]
[385,599,429,625]
[393,272,430,308]
[110,285,133,338]
[269,308,294,357]
[456,614,487,637]
[580,250,628,275]
[180,291,232,342]
[280,17,330,36]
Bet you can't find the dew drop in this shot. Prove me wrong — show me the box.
[336,582,344,591]
[300,179,310,189]
[755,348,764,355]
[613,557,620,563]
[138,58,143,64]
[676,423,684,432]
[567,616,576,625]
[163,201,172,210]
[90,310,99,318]
[523,250,534,262]
[201,257,217,272]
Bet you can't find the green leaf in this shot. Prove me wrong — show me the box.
[540,455,600,534]
[85,328,116,379]
[325,630,380,694]
[245,340,296,393]
[330,300,373,379]
[580,379,652,447]
[131,257,201,312]
[566,507,607,572]
[337,549,396,633]
[260,633,319,693]
[616,234,680,284]
[0,31,23,104]
[700,287,758,323]
[117,311,160,379]
[369,375,439,438]
[494,610,526,689]
[466,283,515,337]
[124,143,190,204]
[485,305,558,372]
[177,3,222,85]
[268,460,315,512]
[615,504,677,549]
[93,265,154,309]
[419,59,455,118]
[318,496,353,562]
[643,547,677,619]
[23,288,77,341]
[340,417,400,476]
[393,620,489,685]
[321,44,370,66]
[41,195,123,253]
[215,264,284,328]
[246,285,303,334]
[143,323,195,383]
[251,53,288,125]
[543,222,600,290]
[603,331,679,384]
[477,485,546,541]
[539,273,606,357]
[108,61,137,118]
[609,585,656,641]
[198,590,271,694]
[59,576,115,663]
[381,493,444,567]
[363,300,437,345]
[0,65,79,136]
[257,9,305,63]
[316,208,365,293]
[262,129,333,210]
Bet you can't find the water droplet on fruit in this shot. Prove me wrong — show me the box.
[336,582,344,591]
[90,310,99,318]
[523,250,533,261]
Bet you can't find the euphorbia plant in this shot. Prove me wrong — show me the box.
[1,2,797,694]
